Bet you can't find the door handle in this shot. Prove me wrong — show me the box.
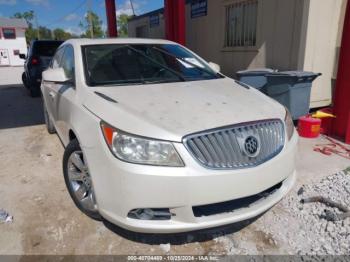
[49,91,56,99]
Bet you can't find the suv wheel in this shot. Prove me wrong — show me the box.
[43,103,56,134]
[22,73,28,89]
[63,139,101,220]
[29,86,41,97]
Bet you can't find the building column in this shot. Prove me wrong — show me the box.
[164,0,186,45]
[332,0,350,144]
[105,0,118,37]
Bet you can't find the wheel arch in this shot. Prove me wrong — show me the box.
[69,129,77,141]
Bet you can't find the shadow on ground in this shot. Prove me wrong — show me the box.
[103,215,261,245]
[0,85,44,129]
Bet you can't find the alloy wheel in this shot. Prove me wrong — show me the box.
[67,151,97,212]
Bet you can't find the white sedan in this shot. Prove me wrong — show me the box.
[41,38,298,233]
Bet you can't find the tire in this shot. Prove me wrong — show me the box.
[63,139,101,220]
[29,86,41,97]
[22,73,28,89]
[43,103,56,134]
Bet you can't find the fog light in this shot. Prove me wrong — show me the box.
[128,208,172,220]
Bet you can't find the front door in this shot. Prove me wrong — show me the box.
[42,47,65,123]
[54,45,76,145]
[42,45,76,146]
[0,49,10,66]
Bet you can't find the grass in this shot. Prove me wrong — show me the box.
[344,167,350,174]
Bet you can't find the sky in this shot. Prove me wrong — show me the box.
[0,0,163,35]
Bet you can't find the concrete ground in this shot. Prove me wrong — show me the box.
[0,67,349,255]
[0,66,24,86]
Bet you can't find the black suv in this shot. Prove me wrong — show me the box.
[20,40,64,97]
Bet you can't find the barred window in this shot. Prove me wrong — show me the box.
[224,0,258,47]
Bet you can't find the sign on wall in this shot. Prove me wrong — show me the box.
[191,0,207,18]
[149,14,160,27]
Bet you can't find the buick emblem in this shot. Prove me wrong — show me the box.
[243,135,260,157]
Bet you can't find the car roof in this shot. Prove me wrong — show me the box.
[64,38,177,47]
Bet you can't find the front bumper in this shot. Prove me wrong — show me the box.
[83,130,298,233]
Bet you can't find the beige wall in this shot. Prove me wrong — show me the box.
[301,0,346,108]
[128,0,347,108]
[129,0,307,74]
[185,0,306,76]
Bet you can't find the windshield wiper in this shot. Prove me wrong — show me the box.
[143,79,177,84]
[90,79,146,87]
[152,46,219,79]
[125,45,186,82]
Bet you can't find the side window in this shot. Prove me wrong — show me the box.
[2,28,16,39]
[51,47,64,69]
[60,46,75,81]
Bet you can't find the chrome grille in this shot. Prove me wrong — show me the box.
[184,120,285,169]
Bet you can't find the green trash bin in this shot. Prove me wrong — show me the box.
[264,71,321,120]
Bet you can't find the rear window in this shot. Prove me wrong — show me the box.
[33,41,63,57]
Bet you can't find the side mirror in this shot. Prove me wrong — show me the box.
[19,54,26,59]
[208,62,221,73]
[42,68,69,84]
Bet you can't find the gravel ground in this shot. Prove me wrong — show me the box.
[212,168,350,255]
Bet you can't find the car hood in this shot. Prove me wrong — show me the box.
[83,78,285,142]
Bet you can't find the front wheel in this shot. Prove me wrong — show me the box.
[63,139,101,220]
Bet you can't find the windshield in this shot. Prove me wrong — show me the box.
[82,44,223,86]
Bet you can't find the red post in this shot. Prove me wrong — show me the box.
[164,0,173,42]
[332,0,350,144]
[346,113,350,144]
[105,0,118,37]
[164,0,186,45]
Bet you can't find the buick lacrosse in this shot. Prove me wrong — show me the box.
[41,38,297,233]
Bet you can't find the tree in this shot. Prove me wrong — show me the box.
[117,14,132,37]
[79,11,104,38]
[12,11,37,43]
[25,28,38,43]
[12,11,34,27]
[38,26,53,40]
[53,28,72,40]
[12,11,75,42]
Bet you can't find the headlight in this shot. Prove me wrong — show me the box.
[284,108,295,140]
[101,122,184,167]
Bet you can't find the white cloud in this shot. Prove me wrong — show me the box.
[25,0,50,7]
[0,0,16,5]
[64,13,79,22]
[65,26,83,36]
[116,0,141,16]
